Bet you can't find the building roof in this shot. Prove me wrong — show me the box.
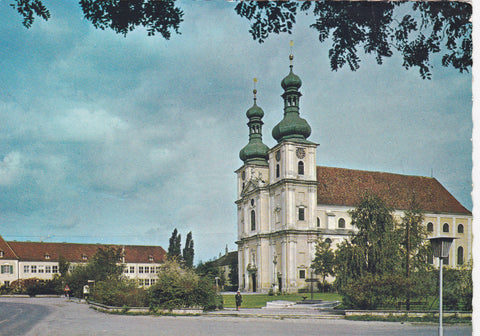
[211,251,238,267]
[0,235,18,259]
[316,166,471,215]
[1,237,166,264]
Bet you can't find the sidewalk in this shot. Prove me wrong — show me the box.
[205,301,344,319]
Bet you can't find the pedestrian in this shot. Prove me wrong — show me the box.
[235,290,242,311]
[64,285,70,299]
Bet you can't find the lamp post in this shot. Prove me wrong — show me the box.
[428,236,457,336]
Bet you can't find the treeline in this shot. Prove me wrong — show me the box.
[311,193,472,311]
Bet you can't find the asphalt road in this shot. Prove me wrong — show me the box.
[0,297,472,336]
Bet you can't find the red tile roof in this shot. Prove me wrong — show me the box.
[2,239,166,264]
[316,166,471,215]
[0,235,18,260]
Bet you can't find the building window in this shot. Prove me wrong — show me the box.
[457,246,464,265]
[52,265,58,273]
[82,254,88,261]
[130,266,135,273]
[299,270,306,279]
[458,224,464,234]
[44,253,50,260]
[0,251,4,258]
[276,164,280,178]
[138,279,144,286]
[427,222,434,232]
[150,266,155,273]
[124,267,129,274]
[45,266,51,273]
[317,218,320,228]
[443,223,449,233]
[325,238,332,244]
[24,265,30,273]
[156,266,161,273]
[38,266,44,273]
[251,210,256,231]
[4,281,9,287]
[1,265,13,274]
[298,161,304,175]
[299,208,305,221]
[139,266,144,273]
[151,279,156,285]
[149,255,154,262]
[31,265,37,273]
[338,218,346,228]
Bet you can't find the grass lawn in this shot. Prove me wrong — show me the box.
[222,292,342,309]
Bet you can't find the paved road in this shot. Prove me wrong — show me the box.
[0,297,472,336]
[0,300,51,335]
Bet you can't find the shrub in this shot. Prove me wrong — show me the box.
[148,260,217,311]
[94,279,148,307]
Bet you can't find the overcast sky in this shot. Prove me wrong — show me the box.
[0,1,472,263]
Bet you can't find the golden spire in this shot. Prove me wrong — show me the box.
[253,77,257,102]
[289,40,294,66]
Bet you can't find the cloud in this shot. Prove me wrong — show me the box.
[0,151,24,186]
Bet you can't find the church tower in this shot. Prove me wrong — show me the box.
[237,50,319,293]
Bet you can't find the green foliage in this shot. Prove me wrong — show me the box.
[227,257,239,291]
[443,262,472,311]
[9,277,63,297]
[58,255,70,278]
[148,260,217,311]
[167,228,182,260]
[341,274,412,310]
[94,279,148,307]
[182,231,194,268]
[235,1,471,79]
[11,0,183,38]
[311,237,335,291]
[65,246,124,298]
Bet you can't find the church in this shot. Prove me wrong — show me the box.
[235,53,472,293]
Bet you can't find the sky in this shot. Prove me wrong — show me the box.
[0,1,472,264]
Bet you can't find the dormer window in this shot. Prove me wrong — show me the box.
[0,251,4,258]
[148,255,154,262]
[44,253,50,260]
[82,254,88,261]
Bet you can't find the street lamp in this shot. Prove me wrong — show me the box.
[428,236,457,336]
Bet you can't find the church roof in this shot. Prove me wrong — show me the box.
[1,238,166,263]
[316,166,471,215]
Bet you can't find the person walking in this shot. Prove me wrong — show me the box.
[235,290,242,311]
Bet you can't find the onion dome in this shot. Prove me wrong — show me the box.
[239,83,269,166]
[272,53,312,144]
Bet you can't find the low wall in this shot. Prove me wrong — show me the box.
[88,301,203,315]
[345,310,471,319]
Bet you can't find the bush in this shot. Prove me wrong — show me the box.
[341,274,411,309]
[94,279,148,307]
[148,260,217,311]
[10,277,62,296]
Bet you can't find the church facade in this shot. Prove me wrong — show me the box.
[235,54,472,293]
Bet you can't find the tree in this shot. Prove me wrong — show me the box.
[311,237,335,292]
[58,255,70,278]
[182,231,194,268]
[11,1,471,79]
[167,228,182,260]
[235,1,471,79]
[10,0,183,38]
[398,194,428,310]
[227,257,239,291]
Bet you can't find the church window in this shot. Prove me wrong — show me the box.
[457,246,464,265]
[298,208,305,221]
[298,161,304,175]
[251,210,256,231]
[338,218,346,229]
[458,224,464,234]
[316,218,320,228]
[251,199,255,206]
[276,164,280,178]
[442,223,449,233]
[299,270,306,279]
[427,222,434,232]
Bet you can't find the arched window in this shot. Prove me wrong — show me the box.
[458,224,464,234]
[443,223,449,233]
[457,246,464,265]
[250,210,256,231]
[298,208,305,221]
[427,222,434,232]
[338,218,345,229]
[276,164,280,178]
[298,161,304,175]
[325,238,332,244]
[316,217,320,228]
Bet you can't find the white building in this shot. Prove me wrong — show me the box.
[236,54,472,293]
[0,235,166,287]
